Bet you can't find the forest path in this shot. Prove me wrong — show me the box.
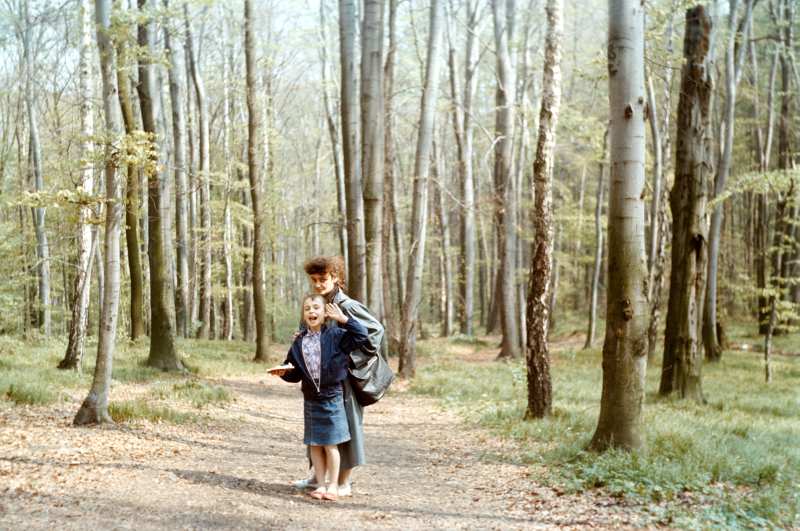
[1,359,635,530]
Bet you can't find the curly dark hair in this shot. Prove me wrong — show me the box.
[303,256,347,291]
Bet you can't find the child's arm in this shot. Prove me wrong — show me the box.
[271,348,301,383]
[326,303,369,353]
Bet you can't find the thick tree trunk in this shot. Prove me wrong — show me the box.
[660,6,713,403]
[703,0,755,362]
[74,0,123,425]
[138,0,182,371]
[361,0,385,315]
[164,1,190,338]
[493,0,520,359]
[524,0,562,418]
[184,5,212,339]
[245,0,270,361]
[589,0,648,452]
[61,0,95,370]
[339,0,367,302]
[399,0,444,378]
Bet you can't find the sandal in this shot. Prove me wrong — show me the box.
[322,491,338,501]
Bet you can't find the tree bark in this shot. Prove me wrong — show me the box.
[74,0,123,425]
[660,6,713,403]
[339,0,367,302]
[138,0,182,371]
[493,0,520,359]
[361,0,385,314]
[589,0,648,452]
[20,1,50,336]
[184,4,212,339]
[399,0,445,378]
[703,0,755,362]
[61,0,96,370]
[524,0,562,418]
[164,0,190,338]
[245,0,270,361]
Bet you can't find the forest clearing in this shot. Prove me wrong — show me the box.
[2,328,797,529]
[1,0,800,528]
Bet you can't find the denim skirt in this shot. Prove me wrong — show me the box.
[303,392,351,446]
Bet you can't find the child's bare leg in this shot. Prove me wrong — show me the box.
[323,445,341,495]
[308,445,327,496]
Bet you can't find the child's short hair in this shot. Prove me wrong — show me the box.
[303,256,347,291]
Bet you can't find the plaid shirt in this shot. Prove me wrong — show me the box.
[301,330,322,385]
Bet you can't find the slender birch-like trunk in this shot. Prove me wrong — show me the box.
[245,0,270,361]
[660,6,713,403]
[399,0,445,378]
[221,10,235,340]
[589,0,648,451]
[74,0,123,424]
[164,2,190,338]
[584,130,607,350]
[524,0,563,418]
[703,0,755,361]
[61,0,95,370]
[184,4,212,339]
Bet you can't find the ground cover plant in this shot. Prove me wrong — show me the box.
[410,327,800,528]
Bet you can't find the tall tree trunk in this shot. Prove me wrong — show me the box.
[703,0,755,362]
[138,0,182,371]
[382,0,399,349]
[116,46,146,341]
[339,0,367,302]
[361,0,385,314]
[74,0,123,425]
[493,0,520,359]
[21,1,50,336]
[184,4,212,339]
[164,1,190,338]
[221,10,235,341]
[319,0,347,267]
[589,0,648,452]
[61,0,95,370]
[660,6,713,403]
[434,142,454,336]
[584,129,607,350]
[399,0,445,379]
[524,0,563,418]
[245,0,270,362]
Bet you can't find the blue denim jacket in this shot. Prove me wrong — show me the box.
[280,318,368,400]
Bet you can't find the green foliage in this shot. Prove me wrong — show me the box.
[411,335,800,528]
[4,382,57,405]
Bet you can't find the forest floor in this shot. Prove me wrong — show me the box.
[0,344,640,530]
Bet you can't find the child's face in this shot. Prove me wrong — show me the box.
[303,298,325,330]
[309,272,337,296]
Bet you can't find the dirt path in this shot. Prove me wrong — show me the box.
[1,370,636,529]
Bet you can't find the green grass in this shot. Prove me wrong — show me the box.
[411,332,800,528]
[0,335,280,420]
[109,399,197,424]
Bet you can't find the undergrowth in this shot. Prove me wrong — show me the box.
[411,330,800,528]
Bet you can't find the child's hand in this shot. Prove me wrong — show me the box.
[325,303,348,324]
[267,363,294,377]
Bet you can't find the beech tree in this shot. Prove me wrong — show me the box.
[590,0,648,451]
[74,0,123,425]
